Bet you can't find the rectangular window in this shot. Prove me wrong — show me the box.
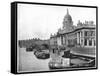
[84,31,88,36]
[89,39,92,46]
[81,31,83,37]
[92,31,95,36]
[94,40,96,46]
[53,49,55,53]
[87,31,92,36]
[84,39,87,46]
[68,40,70,45]
[84,31,94,37]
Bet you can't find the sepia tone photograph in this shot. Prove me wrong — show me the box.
[15,2,97,73]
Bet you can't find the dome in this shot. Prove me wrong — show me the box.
[63,9,72,23]
[64,15,72,23]
[63,9,73,30]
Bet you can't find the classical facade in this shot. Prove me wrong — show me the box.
[50,9,96,48]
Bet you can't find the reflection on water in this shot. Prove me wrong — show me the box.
[18,47,51,72]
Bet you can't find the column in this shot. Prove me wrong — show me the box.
[58,36,62,46]
[80,31,81,45]
[87,39,89,47]
[82,30,84,46]
[92,39,94,46]
[61,36,63,45]
[60,36,61,45]
[65,35,66,45]
[77,32,79,44]
[63,36,65,45]
[64,35,66,45]
[66,35,68,45]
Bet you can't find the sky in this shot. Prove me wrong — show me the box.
[18,3,96,40]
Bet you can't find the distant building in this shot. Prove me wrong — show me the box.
[19,38,50,48]
[50,9,96,56]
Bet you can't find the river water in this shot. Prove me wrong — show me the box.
[17,47,91,73]
[17,47,51,73]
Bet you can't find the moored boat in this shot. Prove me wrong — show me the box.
[34,51,50,59]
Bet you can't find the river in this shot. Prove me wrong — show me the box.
[17,47,51,73]
[17,47,92,73]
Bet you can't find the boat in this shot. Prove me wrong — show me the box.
[26,46,33,51]
[34,51,50,59]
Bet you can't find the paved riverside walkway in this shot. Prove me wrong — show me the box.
[71,46,96,57]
